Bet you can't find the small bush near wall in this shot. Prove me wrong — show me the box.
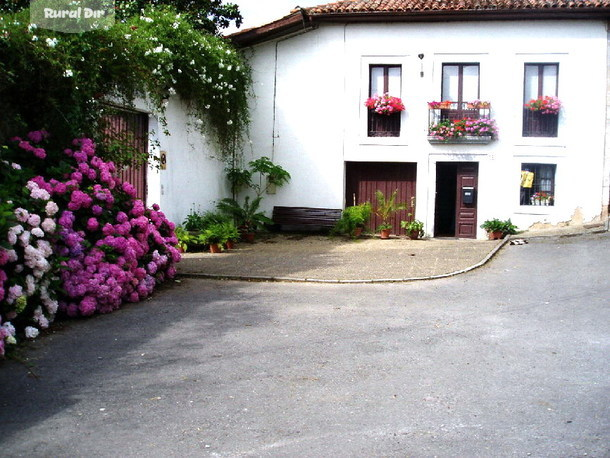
[0,132,180,357]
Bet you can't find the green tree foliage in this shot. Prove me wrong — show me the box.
[0,0,243,34]
[0,5,251,158]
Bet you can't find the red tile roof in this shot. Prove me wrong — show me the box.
[230,0,610,46]
[304,0,609,14]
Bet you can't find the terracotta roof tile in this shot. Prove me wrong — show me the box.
[305,0,610,14]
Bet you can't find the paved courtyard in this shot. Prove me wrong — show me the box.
[178,233,503,281]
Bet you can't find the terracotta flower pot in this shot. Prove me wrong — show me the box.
[488,230,504,240]
[225,240,236,250]
[241,232,255,243]
[380,228,391,239]
[209,243,222,253]
[353,227,363,237]
[408,230,421,240]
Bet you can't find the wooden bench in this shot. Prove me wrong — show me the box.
[272,206,342,231]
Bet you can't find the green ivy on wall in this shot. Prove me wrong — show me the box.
[0,5,252,160]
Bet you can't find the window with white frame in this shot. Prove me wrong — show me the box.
[520,163,556,206]
[367,65,402,137]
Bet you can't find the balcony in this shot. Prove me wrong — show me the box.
[427,101,497,144]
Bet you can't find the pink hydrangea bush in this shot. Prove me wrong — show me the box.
[0,132,180,355]
[33,137,181,317]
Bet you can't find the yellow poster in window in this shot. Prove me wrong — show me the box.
[521,171,534,188]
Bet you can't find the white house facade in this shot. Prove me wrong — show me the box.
[231,0,610,239]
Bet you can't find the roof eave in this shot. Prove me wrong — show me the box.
[229,8,610,47]
[310,8,610,22]
[228,10,314,47]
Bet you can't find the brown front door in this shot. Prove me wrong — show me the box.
[345,162,417,235]
[434,162,478,238]
[455,163,478,238]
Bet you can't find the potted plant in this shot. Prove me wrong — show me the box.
[481,218,518,240]
[428,118,498,143]
[374,189,406,239]
[524,96,561,115]
[365,93,405,115]
[531,191,553,206]
[480,218,505,240]
[401,219,424,240]
[216,195,273,242]
[220,220,240,249]
[199,223,228,253]
[332,202,372,238]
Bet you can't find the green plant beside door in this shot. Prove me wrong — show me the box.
[374,189,407,239]
[401,219,425,240]
[480,218,518,240]
[332,202,372,237]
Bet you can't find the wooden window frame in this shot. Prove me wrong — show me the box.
[367,64,402,137]
[440,63,480,120]
[522,63,559,138]
[520,163,557,206]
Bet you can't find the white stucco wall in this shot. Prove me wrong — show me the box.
[138,97,231,226]
[243,19,609,238]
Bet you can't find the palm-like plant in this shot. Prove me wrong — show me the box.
[216,195,273,233]
[374,189,406,232]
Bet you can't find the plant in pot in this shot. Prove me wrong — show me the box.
[481,218,516,240]
[220,220,240,249]
[216,196,273,243]
[332,202,372,238]
[199,223,228,253]
[401,219,425,240]
[374,189,406,239]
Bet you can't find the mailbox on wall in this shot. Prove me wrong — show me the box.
[462,186,475,205]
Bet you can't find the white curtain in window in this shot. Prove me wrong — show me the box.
[524,65,539,102]
[387,66,401,96]
[370,66,385,97]
[542,65,558,97]
[462,65,479,101]
[441,65,459,101]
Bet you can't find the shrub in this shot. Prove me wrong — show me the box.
[0,132,180,354]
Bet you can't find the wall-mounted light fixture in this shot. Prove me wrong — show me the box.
[418,53,425,78]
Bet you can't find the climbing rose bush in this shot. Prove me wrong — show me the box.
[0,133,180,355]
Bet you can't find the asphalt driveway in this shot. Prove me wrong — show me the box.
[0,232,608,457]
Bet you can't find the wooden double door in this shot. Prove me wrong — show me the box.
[434,162,479,238]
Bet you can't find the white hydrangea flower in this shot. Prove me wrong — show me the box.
[41,218,56,233]
[25,326,39,339]
[31,227,44,238]
[45,37,58,48]
[45,201,59,216]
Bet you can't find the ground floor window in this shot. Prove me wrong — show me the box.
[520,163,556,206]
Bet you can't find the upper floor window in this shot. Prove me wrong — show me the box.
[523,63,559,137]
[367,65,402,137]
[520,163,556,206]
[441,63,480,120]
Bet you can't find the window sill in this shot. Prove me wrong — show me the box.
[359,136,407,146]
[427,136,494,145]
[516,205,555,215]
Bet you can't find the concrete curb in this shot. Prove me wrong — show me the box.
[177,237,512,284]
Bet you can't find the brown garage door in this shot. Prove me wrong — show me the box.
[345,162,417,235]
